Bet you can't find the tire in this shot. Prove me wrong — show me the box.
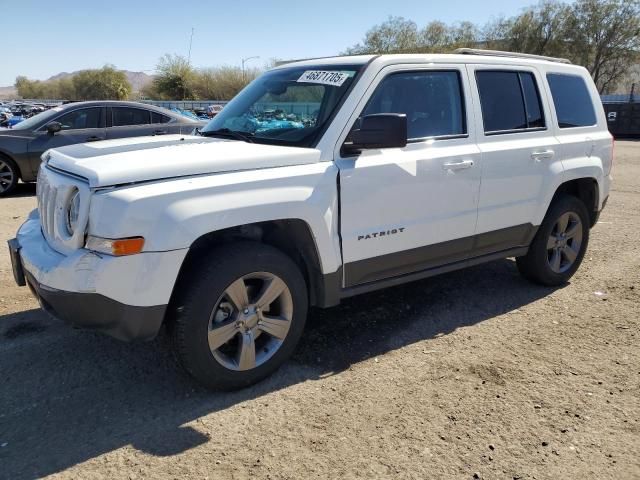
[0,155,19,197]
[170,241,308,390]
[516,194,590,286]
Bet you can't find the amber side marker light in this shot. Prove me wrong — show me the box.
[86,236,145,256]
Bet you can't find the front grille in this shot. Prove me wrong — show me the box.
[36,164,90,255]
[37,170,58,244]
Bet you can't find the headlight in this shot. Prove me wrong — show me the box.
[66,188,81,236]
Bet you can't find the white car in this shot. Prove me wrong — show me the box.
[9,49,612,390]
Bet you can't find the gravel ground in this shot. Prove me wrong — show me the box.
[0,142,638,480]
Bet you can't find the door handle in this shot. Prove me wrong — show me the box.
[86,136,104,142]
[153,129,167,135]
[442,159,474,171]
[531,149,555,160]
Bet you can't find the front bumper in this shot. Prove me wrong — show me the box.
[9,211,188,341]
[24,269,166,341]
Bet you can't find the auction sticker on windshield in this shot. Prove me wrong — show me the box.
[297,70,352,87]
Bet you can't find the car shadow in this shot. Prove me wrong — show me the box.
[8,182,37,198]
[0,258,561,479]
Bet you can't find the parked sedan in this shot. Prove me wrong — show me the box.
[0,101,203,195]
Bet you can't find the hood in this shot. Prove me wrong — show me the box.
[46,134,322,188]
[0,128,32,138]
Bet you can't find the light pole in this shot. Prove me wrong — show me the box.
[187,28,195,65]
[241,56,260,83]
[184,27,195,101]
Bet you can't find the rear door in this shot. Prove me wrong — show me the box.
[27,106,106,174]
[106,106,155,139]
[150,111,182,135]
[468,65,562,249]
[336,64,481,287]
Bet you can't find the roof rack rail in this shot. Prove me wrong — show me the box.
[454,48,572,65]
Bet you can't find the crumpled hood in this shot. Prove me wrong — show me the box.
[46,134,322,188]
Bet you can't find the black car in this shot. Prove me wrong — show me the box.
[0,101,203,195]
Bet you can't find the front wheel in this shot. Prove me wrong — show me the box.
[516,194,590,286]
[0,156,19,196]
[170,242,308,390]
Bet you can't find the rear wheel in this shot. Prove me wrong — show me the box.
[170,242,308,390]
[517,194,590,286]
[0,156,19,196]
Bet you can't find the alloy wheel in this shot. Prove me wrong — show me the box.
[546,211,583,274]
[208,272,293,371]
[0,159,15,193]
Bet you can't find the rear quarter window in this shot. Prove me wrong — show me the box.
[547,73,597,128]
[151,112,172,124]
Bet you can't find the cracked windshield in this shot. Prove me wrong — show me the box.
[200,65,360,145]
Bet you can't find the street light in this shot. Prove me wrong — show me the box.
[241,56,260,83]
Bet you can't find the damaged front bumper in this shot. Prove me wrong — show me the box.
[8,210,187,341]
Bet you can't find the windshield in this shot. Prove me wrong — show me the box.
[9,107,62,130]
[200,64,363,147]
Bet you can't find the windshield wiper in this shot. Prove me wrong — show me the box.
[200,128,254,143]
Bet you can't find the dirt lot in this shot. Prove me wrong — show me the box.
[0,142,638,480]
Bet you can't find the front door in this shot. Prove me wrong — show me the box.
[336,65,481,287]
[28,106,106,175]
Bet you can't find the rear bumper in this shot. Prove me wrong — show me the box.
[592,194,609,227]
[9,211,187,341]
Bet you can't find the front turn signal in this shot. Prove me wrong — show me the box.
[86,236,145,256]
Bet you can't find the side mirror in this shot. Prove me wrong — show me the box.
[343,113,407,153]
[46,122,62,135]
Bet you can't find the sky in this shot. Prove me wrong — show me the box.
[2,0,543,87]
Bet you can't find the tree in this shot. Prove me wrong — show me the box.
[450,21,480,49]
[421,21,451,51]
[72,66,131,100]
[565,0,640,92]
[57,77,76,100]
[142,54,264,100]
[503,1,572,57]
[150,54,196,100]
[15,66,131,100]
[15,76,38,98]
[192,66,259,100]
[344,0,640,93]
[346,16,419,54]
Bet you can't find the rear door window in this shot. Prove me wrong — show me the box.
[521,73,545,128]
[546,73,597,128]
[476,71,545,134]
[113,107,151,127]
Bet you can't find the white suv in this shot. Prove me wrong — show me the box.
[9,49,612,389]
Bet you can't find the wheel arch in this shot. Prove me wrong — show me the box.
[169,219,338,312]
[550,177,599,227]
